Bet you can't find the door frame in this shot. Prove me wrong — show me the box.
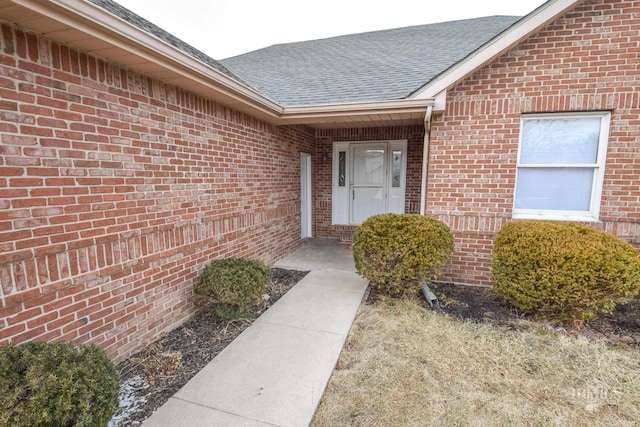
[300,152,312,239]
[332,140,407,225]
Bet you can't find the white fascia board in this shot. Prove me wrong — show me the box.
[411,0,585,99]
[282,98,434,119]
[13,0,284,116]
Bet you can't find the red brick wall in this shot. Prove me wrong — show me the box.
[314,126,424,239]
[427,0,640,286]
[0,23,314,360]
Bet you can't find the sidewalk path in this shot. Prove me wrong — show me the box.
[143,240,367,426]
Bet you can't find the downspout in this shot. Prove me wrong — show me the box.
[420,106,433,216]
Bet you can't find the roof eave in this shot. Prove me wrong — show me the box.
[1,0,432,129]
[1,0,285,122]
[281,98,435,129]
[411,0,586,99]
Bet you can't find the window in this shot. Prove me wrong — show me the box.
[513,112,610,222]
[338,151,346,187]
[391,150,402,188]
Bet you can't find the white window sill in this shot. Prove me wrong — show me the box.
[512,212,600,223]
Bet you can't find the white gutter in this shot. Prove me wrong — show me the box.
[283,98,432,114]
[420,106,433,216]
[282,98,433,120]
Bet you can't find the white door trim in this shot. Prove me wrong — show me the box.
[301,152,312,239]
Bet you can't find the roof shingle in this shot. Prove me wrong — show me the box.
[90,2,521,108]
[90,0,242,81]
[221,16,521,106]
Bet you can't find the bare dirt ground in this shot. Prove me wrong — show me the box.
[109,268,308,427]
[429,282,640,348]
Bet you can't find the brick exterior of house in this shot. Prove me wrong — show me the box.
[426,0,640,285]
[0,24,314,360]
[313,126,425,240]
[1,0,639,360]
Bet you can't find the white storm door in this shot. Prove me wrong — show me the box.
[350,144,387,224]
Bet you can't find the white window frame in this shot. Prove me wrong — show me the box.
[513,111,610,222]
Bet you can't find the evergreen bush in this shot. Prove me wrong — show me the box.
[194,258,270,319]
[0,341,119,427]
[492,220,640,322]
[353,213,454,298]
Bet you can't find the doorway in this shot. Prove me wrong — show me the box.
[332,140,407,225]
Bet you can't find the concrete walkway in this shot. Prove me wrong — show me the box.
[143,239,367,427]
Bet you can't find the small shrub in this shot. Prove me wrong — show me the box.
[0,341,119,427]
[353,213,454,298]
[492,220,640,322]
[195,258,270,319]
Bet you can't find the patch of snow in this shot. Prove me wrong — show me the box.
[109,375,149,427]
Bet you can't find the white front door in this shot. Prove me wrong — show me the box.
[301,153,312,238]
[332,140,407,225]
[351,144,387,224]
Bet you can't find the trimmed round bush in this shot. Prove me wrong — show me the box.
[0,341,119,427]
[492,220,640,322]
[195,257,270,319]
[353,213,454,298]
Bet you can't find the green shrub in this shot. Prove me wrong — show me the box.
[0,341,119,427]
[492,220,640,322]
[195,258,270,319]
[353,213,454,298]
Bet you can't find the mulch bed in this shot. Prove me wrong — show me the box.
[428,282,640,348]
[109,268,308,427]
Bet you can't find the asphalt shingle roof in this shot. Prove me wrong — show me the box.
[90,0,242,82]
[91,2,520,108]
[221,16,521,107]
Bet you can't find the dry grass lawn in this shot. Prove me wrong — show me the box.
[312,299,640,427]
